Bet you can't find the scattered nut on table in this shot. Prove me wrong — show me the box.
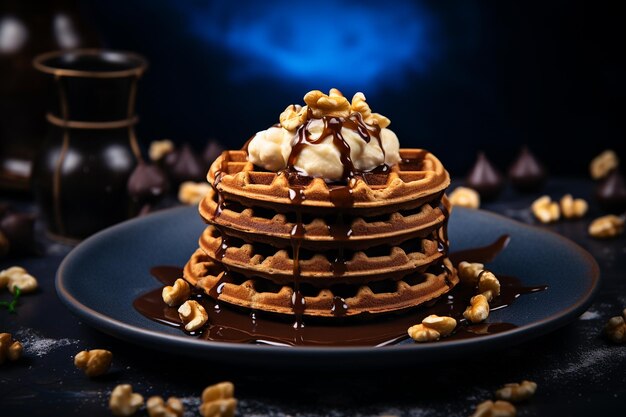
[0,333,23,364]
[109,384,144,416]
[448,186,480,209]
[458,261,485,286]
[590,149,619,180]
[74,349,112,377]
[407,315,457,343]
[604,310,626,343]
[162,279,191,307]
[0,266,38,294]
[464,294,490,323]
[531,195,560,223]
[178,181,212,205]
[149,139,175,162]
[147,396,184,417]
[478,271,501,302]
[178,300,208,332]
[470,400,516,417]
[200,381,237,417]
[496,380,538,402]
[560,194,588,219]
[588,215,625,239]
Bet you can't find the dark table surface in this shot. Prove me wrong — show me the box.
[1,178,625,417]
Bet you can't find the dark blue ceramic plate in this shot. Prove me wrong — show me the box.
[56,206,599,368]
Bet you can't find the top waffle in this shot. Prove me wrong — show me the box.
[208,148,450,215]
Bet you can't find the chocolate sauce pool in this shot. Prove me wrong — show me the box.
[133,236,547,347]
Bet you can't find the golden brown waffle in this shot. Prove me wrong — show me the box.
[208,149,450,215]
[184,248,459,317]
[197,225,446,285]
[199,187,447,250]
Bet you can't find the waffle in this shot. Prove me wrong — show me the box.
[184,248,459,317]
[183,147,456,317]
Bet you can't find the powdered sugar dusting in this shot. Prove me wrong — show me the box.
[15,328,79,357]
[579,310,601,320]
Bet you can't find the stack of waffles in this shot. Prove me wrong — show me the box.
[183,148,458,318]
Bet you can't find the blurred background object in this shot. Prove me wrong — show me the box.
[0,0,99,191]
[76,0,625,177]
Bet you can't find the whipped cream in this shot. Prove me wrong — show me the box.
[247,90,401,182]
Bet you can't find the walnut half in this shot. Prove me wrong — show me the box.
[0,333,23,365]
[496,380,538,402]
[200,381,237,417]
[74,349,112,377]
[605,309,626,344]
[470,400,516,417]
[407,315,457,343]
[464,294,490,323]
[147,396,184,417]
[109,384,144,416]
[178,300,208,332]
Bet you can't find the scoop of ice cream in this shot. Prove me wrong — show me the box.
[246,89,401,182]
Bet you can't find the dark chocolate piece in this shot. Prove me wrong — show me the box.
[0,212,37,256]
[465,152,505,199]
[127,162,169,205]
[168,143,205,185]
[508,146,546,191]
[203,139,225,168]
[596,170,626,213]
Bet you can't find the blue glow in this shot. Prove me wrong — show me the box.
[185,0,437,91]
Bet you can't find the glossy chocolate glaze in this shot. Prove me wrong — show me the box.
[135,236,547,347]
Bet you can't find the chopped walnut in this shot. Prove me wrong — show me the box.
[74,349,112,377]
[560,194,588,219]
[304,89,351,118]
[464,294,490,323]
[496,380,538,402]
[448,187,480,209]
[147,396,184,417]
[407,324,440,342]
[470,400,516,417]
[605,310,626,343]
[178,181,212,205]
[531,195,560,223]
[590,149,619,180]
[458,261,485,286]
[0,333,23,364]
[162,279,191,307]
[478,271,501,302]
[178,300,208,332]
[408,315,457,342]
[149,139,175,162]
[109,384,144,416]
[588,215,625,239]
[0,266,38,294]
[200,382,237,417]
[279,104,308,131]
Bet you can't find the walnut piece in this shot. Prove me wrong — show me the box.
[178,181,212,205]
[604,310,626,343]
[200,381,237,417]
[408,315,457,342]
[588,215,625,239]
[147,396,184,417]
[279,104,308,131]
[0,266,38,294]
[162,279,191,307]
[149,139,175,162]
[560,194,588,219]
[496,380,538,402]
[178,300,208,332]
[458,261,485,286]
[0,333,23,364]
[470,400,516,417]
[531,195,560,223]
[304,89,351,118]
[478,271,501,302]
[448,186,480,209]
[109,384,144,416]
[74,349,112,377]
[464,294,490,323]
[590,149,619,180]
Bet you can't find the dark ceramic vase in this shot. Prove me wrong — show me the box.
[33,49,148,242]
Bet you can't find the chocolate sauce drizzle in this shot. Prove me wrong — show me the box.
[134,236,548,347]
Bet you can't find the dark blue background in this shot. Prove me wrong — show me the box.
[80,0,625,177]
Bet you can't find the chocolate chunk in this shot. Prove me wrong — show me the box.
[203,139,224,168]
[127,162,169,205]
[0,212,37,256]
[465,152,504,199]
[508,146,546,191]
[596,169,626,213]
[168,143,205,185]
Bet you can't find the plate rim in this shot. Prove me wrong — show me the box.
[56,206,600,359]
